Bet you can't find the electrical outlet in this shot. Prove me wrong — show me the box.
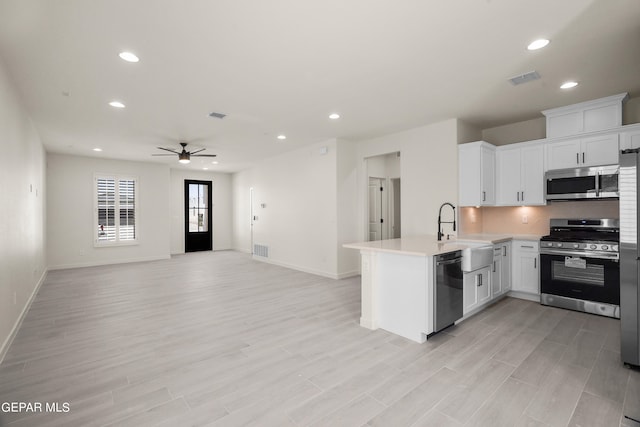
[522,215,528,224]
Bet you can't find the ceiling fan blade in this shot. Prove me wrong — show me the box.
[189,148,206,155]
[151,154,177,156]
[156,147,180,154]
[192,154,217,157]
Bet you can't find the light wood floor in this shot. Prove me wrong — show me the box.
[0,251,639,427]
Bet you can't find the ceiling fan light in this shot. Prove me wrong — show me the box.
[179,158,190,164]
[178,152,191,163]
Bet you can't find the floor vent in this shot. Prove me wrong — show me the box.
[254,244,269,258]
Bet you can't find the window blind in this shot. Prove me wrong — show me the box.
[96,176,137,244]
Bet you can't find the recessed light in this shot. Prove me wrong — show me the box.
[277,135,287,140]
[560,81,578,89]
[329,113,340,120]
[211,161,219,165]
[527,39,550,50]
[202,167,209,170]
[93,148,102,152]
[119,51,139,63]
[109,101,125,108]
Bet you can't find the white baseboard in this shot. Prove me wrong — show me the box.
[252,255,346,280]
[336,270,360,280]
[232,247,252,254]
[48,255,171,271]
[0,269,48,364]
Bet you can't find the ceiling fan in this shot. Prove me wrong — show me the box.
[152,142,217,164]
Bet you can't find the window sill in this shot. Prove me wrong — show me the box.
[94,240,139,248]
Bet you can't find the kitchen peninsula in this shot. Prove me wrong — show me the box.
[344,233,541,343]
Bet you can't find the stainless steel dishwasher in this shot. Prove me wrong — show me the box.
[433,250,464,334]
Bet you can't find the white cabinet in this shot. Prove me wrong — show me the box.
[492,242,511,297]
[542,93,627,138]
[459,141,496,206]
[545,133,619,171]
[512,240,539,296]
[620,124,640,151]
[496,142,545,205]
[463,266,491,315]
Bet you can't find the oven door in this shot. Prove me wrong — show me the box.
[540,251,620,305]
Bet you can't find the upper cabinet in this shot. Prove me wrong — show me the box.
[545,133,619,171]
[619,123,640,151]
[542,93,628,138]
[459,141,495,207]
[496,141,545,205]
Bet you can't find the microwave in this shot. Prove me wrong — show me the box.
[545,165,619,201]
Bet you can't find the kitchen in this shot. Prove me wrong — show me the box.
[346,92,640,423]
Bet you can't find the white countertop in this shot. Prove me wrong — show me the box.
[343,235,472,257]
[343,233,543,256]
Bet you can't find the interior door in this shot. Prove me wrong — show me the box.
[368,178,386,241]
[185,180,213,252]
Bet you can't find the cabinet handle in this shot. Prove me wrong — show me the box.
[582,152,585,163]
[517,192,519,201]
[534,258,537,268]
[521,245,534,249]
[493,261,496,272]
[503,246,506,256]
[576,152,579,164]
[482,191,486,202]
[477,274,483,286]
[521,191,524,201]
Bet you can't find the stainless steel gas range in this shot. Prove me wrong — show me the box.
[539,218,620,318]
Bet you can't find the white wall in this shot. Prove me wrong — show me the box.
[336,139,359,277]
[47,154,171,269]
[169,169,232,254]
[232,140,342,278]
[0,57,47,361]
[356,119,460,240]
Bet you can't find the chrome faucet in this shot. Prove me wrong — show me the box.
[438,202,456,241]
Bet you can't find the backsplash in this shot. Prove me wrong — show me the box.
[460,200,619,235]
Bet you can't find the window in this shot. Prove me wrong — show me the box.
[95,175,137,245]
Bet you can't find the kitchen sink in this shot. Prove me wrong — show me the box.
[442,240,493,272]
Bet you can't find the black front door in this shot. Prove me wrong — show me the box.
[185,180,212,252]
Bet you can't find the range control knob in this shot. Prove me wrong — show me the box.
[590,244,597,250]
[613,245,619,251]
[573,243,580,249]
[602,245,609,250]
[556,242,563,248]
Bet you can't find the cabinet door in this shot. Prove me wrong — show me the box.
[519,253,539,294]
[463,271,478,314]
[501,242,512,292]
[581,133,619,166]
[496,148,521,205]
[521,145,545,205]
[481,145,496,205]
[546,139,581,170]
[492,249,502,297]
[477,267,491,305]
[620,128,640,150]
[459,145,481,206]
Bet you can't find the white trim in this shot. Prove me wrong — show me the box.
[251,255,346,280]
[507,290,540,302]
[48,255,170,271]
[0,269,48,364]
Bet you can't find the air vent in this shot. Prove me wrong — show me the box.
[208,111,227,119]
[254,244,269,258]
[508,71,541,86]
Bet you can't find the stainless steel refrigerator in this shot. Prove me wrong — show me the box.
[620,149,640,367]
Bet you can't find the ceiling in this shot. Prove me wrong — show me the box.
[0,0,639,173]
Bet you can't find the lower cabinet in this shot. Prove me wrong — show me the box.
[512,240,540,295]
[492,242,511,297]
[463,266,491,315]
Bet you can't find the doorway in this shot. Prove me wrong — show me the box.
[184,180,212,252]
[366,151,401,241]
